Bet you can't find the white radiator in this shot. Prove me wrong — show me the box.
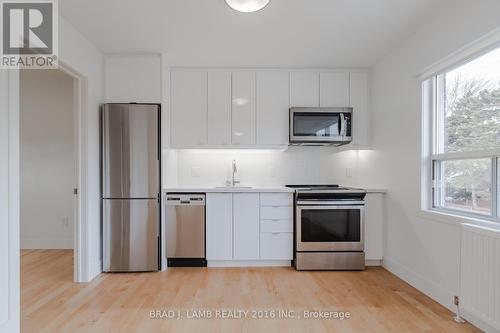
[460,223,500,332]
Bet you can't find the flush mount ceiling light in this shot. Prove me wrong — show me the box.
[225,0,270,13]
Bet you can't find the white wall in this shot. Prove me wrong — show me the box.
[371,0,500,311]
[104,54,162,103]
[167,148,380,189]
[20,70,75,249]
[59,17,104,281]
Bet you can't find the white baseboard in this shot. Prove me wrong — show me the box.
[383,258,455,312]
[21,238,73,249]
[365,259,382,266]
[208,260,292,267]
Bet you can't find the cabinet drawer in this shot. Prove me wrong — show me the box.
[260,233,293,260]
[260,219,293,233]
[260,206,293,220]
[260,193,292,207]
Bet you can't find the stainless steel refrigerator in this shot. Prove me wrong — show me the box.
[101,103,160,272]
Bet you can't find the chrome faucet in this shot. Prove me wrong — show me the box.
[231,159,240,187]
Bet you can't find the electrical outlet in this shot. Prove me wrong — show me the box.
[346,168,353,178]
[454,296,459,306]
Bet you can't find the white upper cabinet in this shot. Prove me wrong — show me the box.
[290,71,319,107]
[320,72,350,107]
[233,193,260,260]
[232,71,256,145]
[169,68,369,148]
[256,71,290,145]
[349,72,369,146]
[170,70,208,146]
[208,71,232,145]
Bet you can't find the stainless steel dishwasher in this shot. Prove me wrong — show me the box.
[165,193,206,267]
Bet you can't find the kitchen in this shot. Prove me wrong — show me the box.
[2,1,500,332]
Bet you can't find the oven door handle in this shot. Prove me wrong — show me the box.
[297,205,365,211]
[296,200,365,206]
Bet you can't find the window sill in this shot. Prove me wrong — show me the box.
[418,209,499,228]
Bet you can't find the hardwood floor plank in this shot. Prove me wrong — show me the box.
[21,250,482,333]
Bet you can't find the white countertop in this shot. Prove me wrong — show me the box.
[163,187,386,194]
[163,187,294,193]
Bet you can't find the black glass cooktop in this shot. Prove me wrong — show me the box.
[286,184,344,190]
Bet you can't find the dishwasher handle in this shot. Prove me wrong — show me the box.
[165,194,206,205]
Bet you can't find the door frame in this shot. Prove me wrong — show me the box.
[57,61,88,283]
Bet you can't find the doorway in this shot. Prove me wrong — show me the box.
[19,64,85,286]
[19,69,77,317]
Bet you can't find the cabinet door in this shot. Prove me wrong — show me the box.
[232,71,256,145]
[290,71,319,107]
[350,72,369,146]
[364,193,384,261]
[260,233,293,260]
[320,72,349,107]
[256,71,289,145]
[171,71,207,146]
[208,71,231,145]
[233,193,260,260]
[206,193,233,260]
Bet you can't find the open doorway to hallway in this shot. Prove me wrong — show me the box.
[19,69,77,331]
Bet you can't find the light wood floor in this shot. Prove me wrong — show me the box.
[21,250,481,333]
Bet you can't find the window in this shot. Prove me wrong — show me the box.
[426,46,500,220]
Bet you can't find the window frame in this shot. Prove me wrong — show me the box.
[424,67,500,222]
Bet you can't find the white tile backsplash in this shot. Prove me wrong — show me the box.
[164,147,381,189]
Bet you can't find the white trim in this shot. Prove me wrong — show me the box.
[432,149,500,161]
[0,69,20,333]
[54,61,89,283]
[21,239,73,250]
[365,260,382,266]
[418,25,500,81]
[383,258,455,312]
[418,209,500,228]
[207,260,291,267]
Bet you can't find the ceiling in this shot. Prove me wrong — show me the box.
[60,0,450,68]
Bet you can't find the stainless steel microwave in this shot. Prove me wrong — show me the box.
[289,107,352,146]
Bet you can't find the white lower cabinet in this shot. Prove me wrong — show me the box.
[260,233,293,260]
[206,192,293,265]
[233,193,260,260]
[206,193,233,260]
[364,193,384,261]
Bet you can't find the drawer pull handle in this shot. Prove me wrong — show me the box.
[272,219,280,221]
[271,232,280,235]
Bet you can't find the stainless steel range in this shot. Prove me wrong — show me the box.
[286,185,366,271]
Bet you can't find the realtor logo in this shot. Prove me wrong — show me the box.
[1,0,58,68]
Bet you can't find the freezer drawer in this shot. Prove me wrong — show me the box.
[103,199,159,272]
[102,104,159,198]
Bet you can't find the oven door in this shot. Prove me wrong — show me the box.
[289,107,352,143]
[296,204,364,252]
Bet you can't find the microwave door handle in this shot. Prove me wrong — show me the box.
[339,113,344,136]
[340,113,346,136]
